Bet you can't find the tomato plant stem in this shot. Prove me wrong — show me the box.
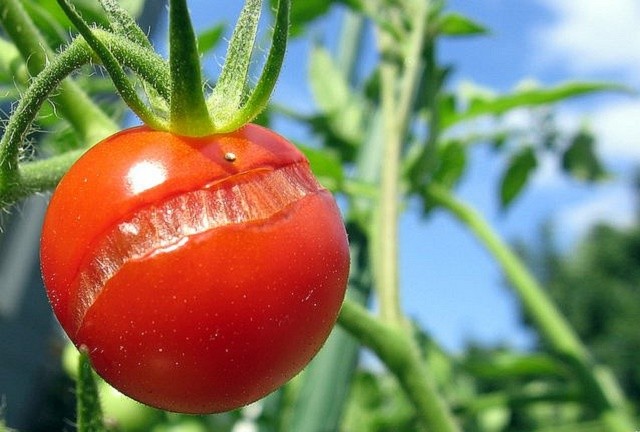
[169,0,213,136]
[395,1,428,142]
[0,0,118,145]
[0,39,91,203]
[427,184,634,431]
[97,0,169,115]
[339,300,460,432]
[377,55,402,324]
[19,149,85,193]
[375,0,428,325]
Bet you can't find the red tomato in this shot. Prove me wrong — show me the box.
[40,124,350,414]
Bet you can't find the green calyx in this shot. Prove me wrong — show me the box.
[57,0,291,137]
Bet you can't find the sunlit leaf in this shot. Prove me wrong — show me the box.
[309,46,349,113]
[500,146,537,209]
[438,13,488,37]
[298,143,344,190]
[432,140,467,189]
[308,45,366,152]
[437,92,457,129]
[271,0,333,36]
[445,82,630,129]
[464,352,565,379]
[197,24,225,55]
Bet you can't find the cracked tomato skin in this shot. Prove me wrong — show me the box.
[40,124,350,413]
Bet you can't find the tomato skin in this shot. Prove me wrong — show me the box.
[40,124,349,413]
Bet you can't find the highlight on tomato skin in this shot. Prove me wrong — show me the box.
[40,123,350,413]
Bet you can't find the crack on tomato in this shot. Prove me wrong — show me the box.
[72,162,323,330]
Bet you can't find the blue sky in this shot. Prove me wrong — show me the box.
[168,1,640,352]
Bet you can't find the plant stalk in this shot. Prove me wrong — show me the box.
[0,0,118,144]
[375,0,428,325]
[338,300,460,432]
[377,39,402,324]
[0,39,91,201]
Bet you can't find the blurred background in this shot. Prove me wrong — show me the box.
[1,0,639,431]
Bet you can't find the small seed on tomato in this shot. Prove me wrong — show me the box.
[224,152,237,162]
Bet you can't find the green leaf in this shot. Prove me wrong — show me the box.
[432,140,467,189]
[308,45,366,149]
[438,13,488,37]
[309,45,349,114]
[21,1,69,48]
[445,81,631,129]
[270,0,333,36]
[561,130,608,181]
[500,146,537,209]
[298,144,345,190]
[197,24,225,55]
[411,140,467,215]
[437,92,456,129]
[338,0,365,13]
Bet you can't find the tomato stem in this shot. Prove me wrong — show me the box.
[169,0,213,136]
[96,30,172,102]
[0,38,91,203]
[375,0,428,325]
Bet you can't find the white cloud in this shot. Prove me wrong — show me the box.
[550,100,640,164]
[533,0,640,81]
[590,101,640,161]
[531,151,564,188]
[554,186,636,242]
[529,0,640,164]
